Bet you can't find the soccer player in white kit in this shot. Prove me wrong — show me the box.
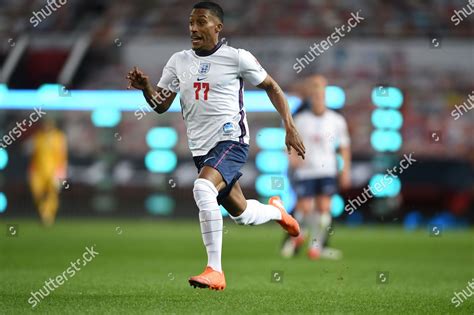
[282,75,351,260]
[127,2,305,290]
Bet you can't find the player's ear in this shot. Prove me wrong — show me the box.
[215,22,223,33]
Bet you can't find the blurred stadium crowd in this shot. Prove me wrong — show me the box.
[2,0,474,36]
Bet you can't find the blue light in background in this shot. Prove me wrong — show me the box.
[0,85,347,113]
[0,84,303,112]
[219,205,229,217]
[0,149,8,170]
[0,84,8,103]
[370,130,402,152]
[331,194,345,217]
[91,108,122,127]
[145,194,174,215]
[369,174,401,197]
[146,127,178,149]
[326,86,346,109]
[371,109,403,130]
[256,128,286,150]
[371,87,403,109]
[404,211,423,230]
[346,211,363,226]
[255,151,288,173]
[144,150,177,173]
[0,192,7,213]
[336,153,344,172]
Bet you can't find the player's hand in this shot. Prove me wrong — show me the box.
[285,125,305,159]
[339,171,351,190]
[126,66,151,91]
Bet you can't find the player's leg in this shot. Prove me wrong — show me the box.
[41,177,59,226]
[310,195,343,260]
[190,141,252,290]
[221,181,299,236]
[222,181,280,224]
[290,179,317,232]
[294,197,313,231]
[307,177,337,259]
[281,197,313,257]
[29,171,49,224]
[307,194,331,250]
[189,165,227,290]
[189,141,298,290]
[192,166,225,274]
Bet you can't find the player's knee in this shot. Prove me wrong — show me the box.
[193,178,219,210]
[316,197,331,213]
[298,199,313,214]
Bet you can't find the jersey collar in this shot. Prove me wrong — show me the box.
[194,40,224,57]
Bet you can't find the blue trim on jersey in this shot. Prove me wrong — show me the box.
[238,78,246,144]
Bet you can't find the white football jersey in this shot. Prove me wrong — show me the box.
[157,42,267,156]
[293,109,350,179]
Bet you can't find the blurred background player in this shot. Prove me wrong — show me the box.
[282,75,351,260]
[28,119,68,226]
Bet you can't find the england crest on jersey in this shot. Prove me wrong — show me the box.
[198,62,211,75]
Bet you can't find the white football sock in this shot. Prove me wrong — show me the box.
[193,178,223,272]
[230,199,282,225]
[320,212,332,245]
[308,212,320,248]
[310,211,332,249]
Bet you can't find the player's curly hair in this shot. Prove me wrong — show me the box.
[193,1,224,23]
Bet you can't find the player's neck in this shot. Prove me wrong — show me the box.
[312,109,326,116]
[194,40,223,57]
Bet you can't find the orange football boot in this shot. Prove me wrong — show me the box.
[269,196,300,237]
[308,247,321,260]
[188,266,226,291]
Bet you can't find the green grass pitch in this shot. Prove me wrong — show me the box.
[1,219,473,314]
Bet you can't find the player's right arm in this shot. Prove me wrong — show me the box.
[127,66,176,114]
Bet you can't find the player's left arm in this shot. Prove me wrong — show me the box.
[338,145,351,190]
[257,75,306,159]
[337,117,351,190]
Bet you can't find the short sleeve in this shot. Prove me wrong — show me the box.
[337,115,350,147]
[157,53,180,93]
[238,49,267,86]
